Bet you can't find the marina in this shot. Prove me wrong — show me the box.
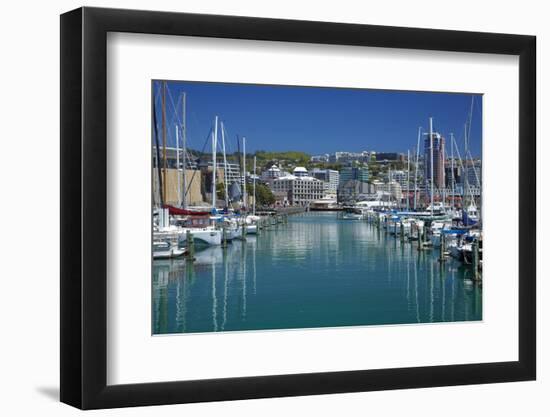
[151,80,483,334]
[153,211,481,334]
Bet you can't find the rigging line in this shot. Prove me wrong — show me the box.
[166,87,199,166]
[466,149,481,188]
[452,137,476,205]
[183,125,214,200]
[467,95,475,150]
[220,120,236,160]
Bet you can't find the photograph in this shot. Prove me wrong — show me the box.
[151,80,483,335]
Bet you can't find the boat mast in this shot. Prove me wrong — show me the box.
[253,156,257,216]
[175,125,180,206]
[463,123,469,209]
[221,121,229,208]
[242,137,247,211]
[406,149,410,211]
[182,92,187,209]
[414,126,421,210]
[442,138,446,211]
[451,133,455,210]
[212,116,218,209]
[153,85,164,207]
[162,81,167,206]
[429,117,434,217]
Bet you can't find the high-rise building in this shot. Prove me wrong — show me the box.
[424,132,445,189]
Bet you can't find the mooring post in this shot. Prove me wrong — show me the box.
[400,222,405,242]
[222,226,227,248]
[418,226,425,251]
[439,233,446,262]
[241,221,247,241]
[472,239,480,280]
[186,230,195,260]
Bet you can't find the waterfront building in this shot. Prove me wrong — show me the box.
[445,163,462,188]
[271,172,325,206]
[386,181,403,200]
[261,164,282,181]
[339,165,369,183]
[152,168,203,206]
[272,191,290,207]
[309,168,340,195]
[293,166,309,178]
[368,180,403,200]
[389,170,408,188]
[424,132,446,189]
[337,179,370,202]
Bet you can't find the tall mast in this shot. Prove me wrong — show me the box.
[175,125,180,206]
[253,156,257,216]
[212,116,218,209]
[429,117,434,216]
[153,84,164,207]
[406,149,410,211]
[221,122,229,208]
[242,137,247,211]
[181,92,187,209]
[463,123,469,208]
[414,127,421,210]
[442,137,446,211]
[162,81,167,205]
[451,133,455,210]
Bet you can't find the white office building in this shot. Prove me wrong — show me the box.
[271,172,325,206]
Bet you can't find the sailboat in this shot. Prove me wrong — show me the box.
[245,155,259,234]
[153,88,222,250]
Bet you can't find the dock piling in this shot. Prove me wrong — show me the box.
[186,230,195,260]
[472,239,481,280]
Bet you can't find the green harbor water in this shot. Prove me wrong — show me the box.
[153,212,482,334]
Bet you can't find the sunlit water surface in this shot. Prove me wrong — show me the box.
[153,212,482,334]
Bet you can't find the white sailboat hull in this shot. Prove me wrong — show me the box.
[182,228,222,246]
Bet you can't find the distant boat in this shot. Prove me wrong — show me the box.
[153,240,186,259]
[245,215,260,234]
[462,204,479,226]
[341,207,365,220]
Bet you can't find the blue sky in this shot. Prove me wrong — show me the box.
[152,80,482,158]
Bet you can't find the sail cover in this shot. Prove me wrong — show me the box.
[163,205,210,216]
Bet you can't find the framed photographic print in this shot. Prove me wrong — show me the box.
[60,6,536,409]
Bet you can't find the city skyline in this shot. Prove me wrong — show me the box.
[152,81,483,158]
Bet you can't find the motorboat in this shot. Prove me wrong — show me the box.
[153,240,186,259]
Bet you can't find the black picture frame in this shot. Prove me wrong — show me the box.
[60,6,536,410]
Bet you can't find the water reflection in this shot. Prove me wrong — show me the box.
[153,212,482,334]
